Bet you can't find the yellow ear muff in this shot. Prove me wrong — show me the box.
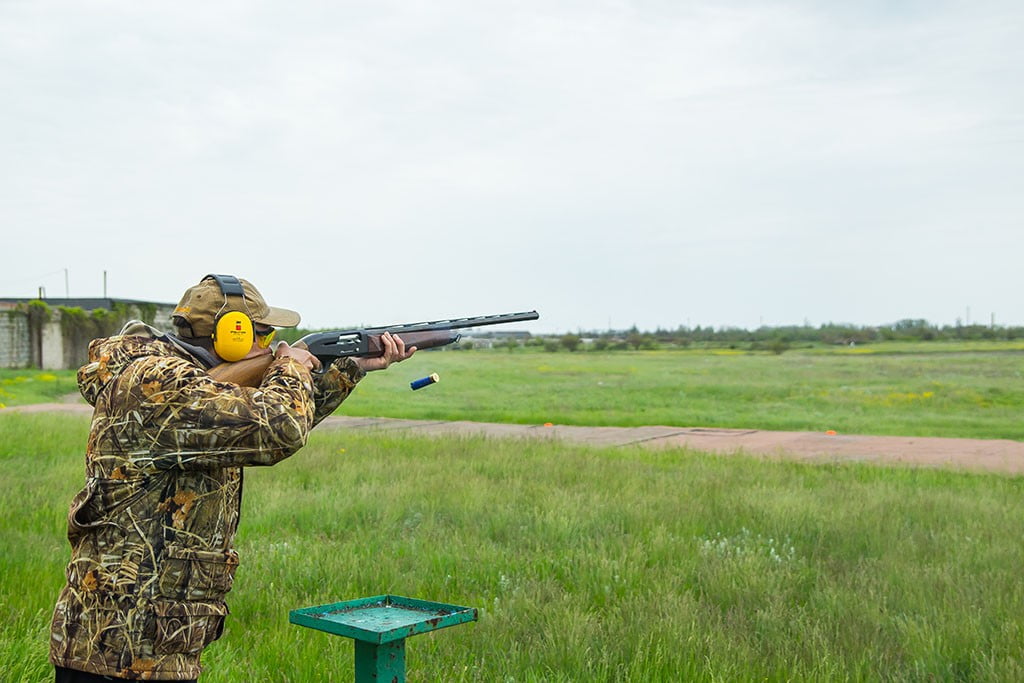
[212,311,255,362]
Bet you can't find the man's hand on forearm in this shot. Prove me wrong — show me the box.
[355,332,416,372]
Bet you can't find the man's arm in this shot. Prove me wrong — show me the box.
[285,331,412,426]
[310,356,365,425]
[118,354,325,470]
[117,333,413,471]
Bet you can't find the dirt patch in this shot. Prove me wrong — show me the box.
[319,417,1024,476]
[6,404,1022,475]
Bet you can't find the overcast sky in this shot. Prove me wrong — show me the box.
[1,1,1021,333]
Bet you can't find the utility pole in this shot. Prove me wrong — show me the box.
[64,268,69,298]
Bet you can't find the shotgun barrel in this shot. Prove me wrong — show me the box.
[301,311,539,361]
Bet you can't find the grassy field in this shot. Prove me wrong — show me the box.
[8,343,1024,441]
[340,345,1024,441]
[0,370,79,408]
[2,413,1023,681]
[4,343,1024,441]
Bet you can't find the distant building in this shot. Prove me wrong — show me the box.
[0,297,175,369]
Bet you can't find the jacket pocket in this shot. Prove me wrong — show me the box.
[153,600,228,655]
[67,477,147,540]
[157,544,239,601]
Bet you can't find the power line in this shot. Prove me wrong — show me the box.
[0,269,68,288]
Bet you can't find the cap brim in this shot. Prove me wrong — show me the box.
[254,306,301,328]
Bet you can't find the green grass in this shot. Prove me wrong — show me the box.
[344,347,1024,440]
[3,413,1023,681]
[0,369,78,408]
[5,344,1024,440]
[801,340,1024,355]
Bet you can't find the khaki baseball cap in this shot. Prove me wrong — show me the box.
[172,274,301,337]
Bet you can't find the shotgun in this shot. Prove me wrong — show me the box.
[208,310,539,387]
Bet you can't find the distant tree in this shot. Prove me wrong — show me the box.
[560,334,582,352]
[549,317,1024,346]
[767,338,790,355]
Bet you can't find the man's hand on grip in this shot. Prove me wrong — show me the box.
[274,342,322,372]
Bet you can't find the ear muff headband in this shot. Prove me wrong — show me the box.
[206,274,255,362]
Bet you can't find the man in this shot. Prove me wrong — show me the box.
[50,275,413,682]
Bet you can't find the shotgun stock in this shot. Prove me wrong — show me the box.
[208,311,539,388]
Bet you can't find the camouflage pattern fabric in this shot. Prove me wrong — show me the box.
[50,322,363,680]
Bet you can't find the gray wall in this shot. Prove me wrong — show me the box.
[0,312,31,368]
[0,303,177,370]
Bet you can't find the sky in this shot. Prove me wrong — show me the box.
[1,1,1021,334]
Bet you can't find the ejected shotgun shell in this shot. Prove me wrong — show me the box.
[410,373,440,390]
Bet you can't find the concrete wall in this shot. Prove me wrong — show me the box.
[0,312,31,368]
[0,303,177,370]
[152,308,174,333]
[41,314,64,370]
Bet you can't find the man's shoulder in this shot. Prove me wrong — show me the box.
[79,331,200,405]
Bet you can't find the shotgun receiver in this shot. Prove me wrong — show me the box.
[208,310,539,387]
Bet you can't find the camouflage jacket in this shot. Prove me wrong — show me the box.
[50,322,363,680]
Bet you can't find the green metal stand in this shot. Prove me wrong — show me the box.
[355,639,405,680]
[290,594,477,683]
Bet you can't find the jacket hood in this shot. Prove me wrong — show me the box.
[78,321,174,407]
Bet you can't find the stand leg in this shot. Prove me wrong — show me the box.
[354,638,406,682]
